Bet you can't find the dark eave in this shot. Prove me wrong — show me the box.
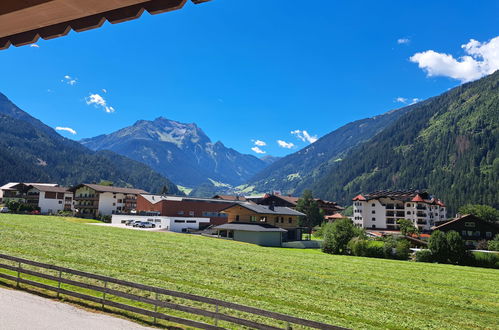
[0,0,211,50]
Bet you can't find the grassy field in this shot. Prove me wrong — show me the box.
[0,214,498,329]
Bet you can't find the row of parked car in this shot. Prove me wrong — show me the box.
[124,219,156,228]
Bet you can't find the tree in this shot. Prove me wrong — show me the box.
[428,230,449,263]
[488,235,499,252]
[160,185,169,195]
[458,204,499,223]
[446,231,468,265]
[296,190,325,239]
[397,219,419,237]
[322,218,362,255]
[395,239,411,260]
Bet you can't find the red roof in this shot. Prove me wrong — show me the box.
[325,213,345,220]
[411,194,425,202]
[352,194,366,201]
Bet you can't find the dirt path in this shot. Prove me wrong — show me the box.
[0,287,151,330]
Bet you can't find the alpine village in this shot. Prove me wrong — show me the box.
[0,1,498,330]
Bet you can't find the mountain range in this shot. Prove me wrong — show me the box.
[81,117,270,187]
[0,93,180,194]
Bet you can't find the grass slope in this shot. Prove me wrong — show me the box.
[0,215,498,329]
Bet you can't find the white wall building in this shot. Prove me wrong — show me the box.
[111,214,210,232]
[71,184,148,218]
[352,190,447,231]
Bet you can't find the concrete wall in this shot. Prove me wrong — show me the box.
[233,231,282,247]
[111,215,210,232]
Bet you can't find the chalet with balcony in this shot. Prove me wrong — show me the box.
[70,184,147,218]
[257,193,343,215]
[432,214,499,247]
[352,190,447,231]
[0,182,72,214]
[220,203,306,241]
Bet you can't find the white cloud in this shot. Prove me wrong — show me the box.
[395,97,421,105]
[410,36,499,83]
[55,127,77,135]
[102,89,107,93]
[30,44,40,48]
[397,38,410,44]
[62,75,77,86]
[251,146,266,154]
[290,130,318,144]
[253,140,266,146]
[277,140,295,149]
[85,93,116,113]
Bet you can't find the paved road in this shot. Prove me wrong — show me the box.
[0,287,151,330]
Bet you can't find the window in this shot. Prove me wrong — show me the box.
[250,216,257,222]
[112,203,116,206]
[474,231,481,237]
[117,199,122,203]
[465,222,476,228]
[58,201,62,204]
[260,216,267,222]
[462,230,467,236]
[372,217,376,221]
[372,210,375,214]
[372,225,376,229]
[288,217,292,224]
[371,203,375,207]
[407,211,411,215]
[57,192,64,199]
[178,211,184,215]
[189,211,195,216]
[187,220,196,223]
[236,215,240,221]
[45,192,56,199]
[467,231,473,236]
[174,220,185,223]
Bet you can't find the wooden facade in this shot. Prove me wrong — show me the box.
[432,214,499,247]
[223,204,300,229]
[0,0,211,49]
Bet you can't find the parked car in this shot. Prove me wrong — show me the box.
[131,220,143,227]
[0,207,9,213]
[124,220,136,226]
[138,221,156,228]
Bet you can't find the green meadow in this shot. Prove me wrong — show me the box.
[0,214,498,329]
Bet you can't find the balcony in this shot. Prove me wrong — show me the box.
[417,220,427,225]
[396,212,405,217]
[386,219,395,224]
[386,211,394,217]
[74,196,99,201]
[74,204,98,209]
[416,205,426,210]
[395,205,404,210]
[417,212,426,217]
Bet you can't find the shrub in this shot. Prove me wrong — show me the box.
[365,241,385,258]
[395,239,411,260]
[446,231,468,265]
[322,219,362,255]
[382,236,397,259]
[488,235,499,251]
[348,237,368,256]
[415,249,433,262]
[428,230,449,263]
[472,252,499,269]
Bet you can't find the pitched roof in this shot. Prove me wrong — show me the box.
[73,184,147,195]
[140,194,239,205]
[431,214,499,230]
[352,194,366,201]
[221,202,306,216]
[212,195,248,202]
[325,213,345,220]
[214,222,287,232]
[0,0,211,50]
[29,184,70,193]
[355,190,445,206]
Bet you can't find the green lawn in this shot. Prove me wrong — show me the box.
[0,214,498,329]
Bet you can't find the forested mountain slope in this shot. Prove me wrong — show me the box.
[312,71,499,213]
[0,93,180,194]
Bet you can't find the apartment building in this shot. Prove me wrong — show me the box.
[0,182,73,214]
[70,184,147,218]
[352,190,447,231]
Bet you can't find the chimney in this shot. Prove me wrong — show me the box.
[269,201,275,211]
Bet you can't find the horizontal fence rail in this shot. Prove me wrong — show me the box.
[0,253,346,330]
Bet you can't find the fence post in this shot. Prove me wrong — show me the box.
[56,270,62,298]
[102,281,107,310]
[16,262,21,288]
[214,304,219,326]
[153,292,159,324]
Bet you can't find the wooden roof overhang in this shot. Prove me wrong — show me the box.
[0,0,211,50]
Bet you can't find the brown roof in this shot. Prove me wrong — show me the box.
[0,0,211,50]
[72,184,147,195]
[29,184,70,193]
[212,195,249,202]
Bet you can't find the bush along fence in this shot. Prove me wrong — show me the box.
[0,253,346,330]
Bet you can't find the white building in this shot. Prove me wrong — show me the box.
[352,190,447,231]
[111,214,210,233]
[71,184,148,218]
[0,182,73,214]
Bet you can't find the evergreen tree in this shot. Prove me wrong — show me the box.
[296,190,324,239]
[458,204,499,223]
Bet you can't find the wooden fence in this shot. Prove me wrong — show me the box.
[0,253,346,330]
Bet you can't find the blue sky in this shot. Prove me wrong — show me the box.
[0,0,498,157]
